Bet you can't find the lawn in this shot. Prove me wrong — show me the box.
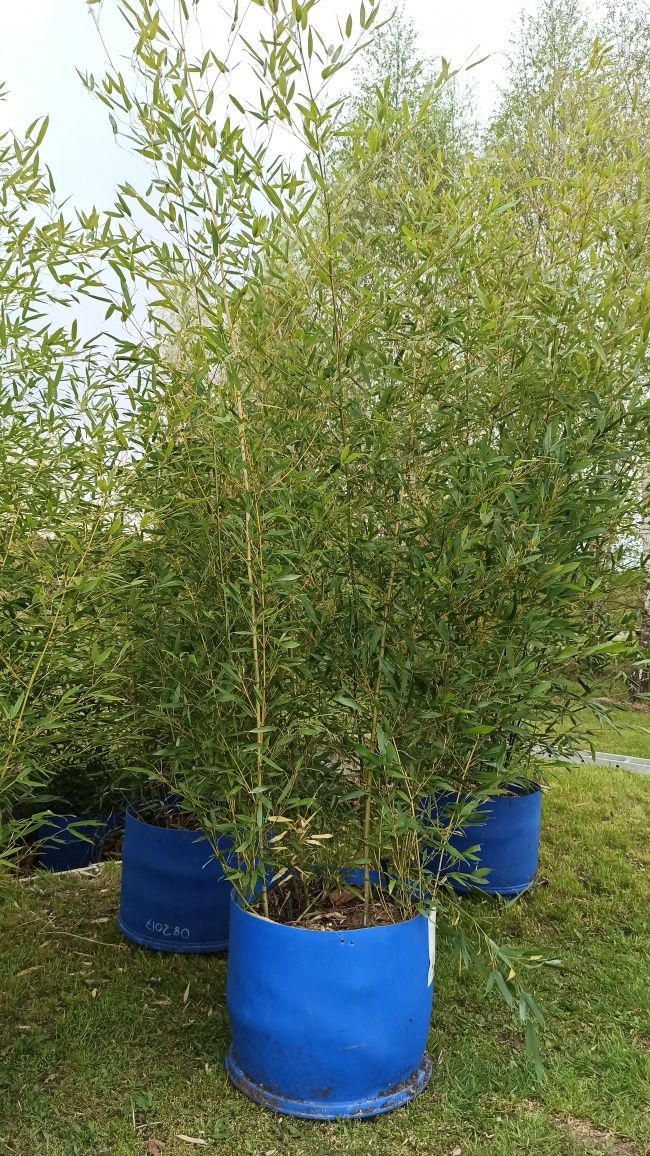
[1,765,649,1156]
[579,707,650,761]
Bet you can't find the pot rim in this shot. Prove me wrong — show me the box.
[39,814,104,827]
[229,887,430,935]
[430,781,543,804]
[123,804,236,856]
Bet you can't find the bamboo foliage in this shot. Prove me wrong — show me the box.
[85,0,648,894]
[0,98,143,864]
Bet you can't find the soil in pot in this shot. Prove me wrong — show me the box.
[263,874,402,930]
[133,799,203,831]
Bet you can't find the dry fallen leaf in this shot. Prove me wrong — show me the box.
[17,966,41,977]
[452,1147,462,1155]
[176,1136,207,1146]
[182,982,191,1005]
[90,917,109,924]
[329,888,358,907]
[147,1140,163,1155]
[91,989,98,999]
[152,998,171,1006]
[44,1073,57,1083]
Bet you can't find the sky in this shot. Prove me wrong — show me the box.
[0,0,540,209]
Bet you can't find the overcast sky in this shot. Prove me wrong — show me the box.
[1,0,539,208]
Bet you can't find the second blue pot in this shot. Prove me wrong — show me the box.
[225,893,434,1119]
[117,808,234,952]
[423,785,542,897]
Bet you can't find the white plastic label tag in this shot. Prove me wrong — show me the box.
[427,908,437,986]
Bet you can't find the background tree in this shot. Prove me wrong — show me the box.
[488,0,650,702]
[330,7,475,242]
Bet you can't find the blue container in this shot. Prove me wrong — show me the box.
[423,785,542,897]
[117,808,233,952]
[225,893,434,1119]
[38,815,105,872]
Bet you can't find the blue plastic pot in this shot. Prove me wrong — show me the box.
[225,893,434,1119]
[116,808,234,952]
[423,785,542,897]
[38,815,105,872]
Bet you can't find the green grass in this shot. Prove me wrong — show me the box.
[579,707,650,761]
[1,766,649,1156]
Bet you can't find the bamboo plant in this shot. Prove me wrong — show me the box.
[83,0,648,1067]
[0,94,144,873]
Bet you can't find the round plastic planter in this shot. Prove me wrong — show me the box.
[117,807,233,953]
[423,785,542,897]
[38,816,105,872]
[225,893,434,1119]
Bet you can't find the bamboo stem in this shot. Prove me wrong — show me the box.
[177,20,269,913]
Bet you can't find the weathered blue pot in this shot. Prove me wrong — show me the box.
[117,808,234,953]
[225,893,434,1119]
[424,785,542,897]
[38,816,105,872]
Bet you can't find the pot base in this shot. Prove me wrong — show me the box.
[224,1050,432,1120]
[453,880,535,897]
[116,915,228,954]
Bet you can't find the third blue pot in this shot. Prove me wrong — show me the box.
[225,892,434,1119]
[38,815,105,872]
[117,808,234,952]
[423,785,542,897]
